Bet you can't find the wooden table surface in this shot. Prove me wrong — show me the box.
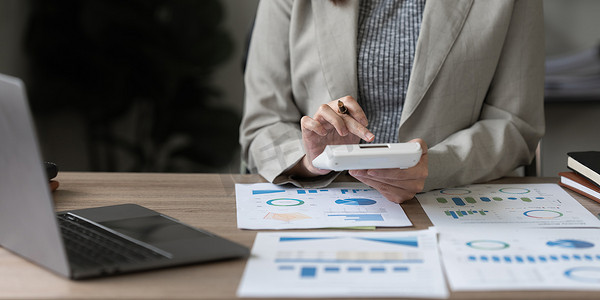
[1,172,599,299]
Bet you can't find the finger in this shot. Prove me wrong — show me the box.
[301,116,327,136]
[351,170,425,194]
[341,114,375,142]
[365,144,428,179]
[315,104,350,136]
[407,138,428,154]
[337,96,368,127]
[366,164,428,181]
[49,180,59,192]
[302,155,331,175]
[350,174,416,204]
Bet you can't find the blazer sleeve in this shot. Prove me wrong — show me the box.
[423,0,545,191]
[240,0,339,188]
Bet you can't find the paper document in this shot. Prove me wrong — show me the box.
[235,183,412,229]
[439,228,600,291]
[416,184,600,228]
[237,229,448,298]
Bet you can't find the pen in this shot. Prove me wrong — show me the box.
[337,100,348,114]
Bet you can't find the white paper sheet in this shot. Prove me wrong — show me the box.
[237,229,448,298]
[439,228,600,291]
[416,183,600,228]
[235,183,412,229]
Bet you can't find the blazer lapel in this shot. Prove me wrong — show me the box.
[312,0,360,100]
[401,0,474,125]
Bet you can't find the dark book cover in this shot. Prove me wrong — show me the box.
[567,151,600,187]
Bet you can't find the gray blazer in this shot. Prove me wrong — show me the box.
[240,0,545,191]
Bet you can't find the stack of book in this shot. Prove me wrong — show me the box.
[559,151,600,203]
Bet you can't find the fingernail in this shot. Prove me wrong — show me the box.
[365,133,374,141]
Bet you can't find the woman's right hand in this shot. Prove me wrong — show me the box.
[291,96,375,177]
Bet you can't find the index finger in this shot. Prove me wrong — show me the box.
[336,96,368,127]
[341,114,375,142]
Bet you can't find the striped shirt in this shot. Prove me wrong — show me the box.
[357,0,425,143]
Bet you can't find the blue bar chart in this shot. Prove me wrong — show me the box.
[445,209,489,219]
[439,228,600,291]
[417,184,600,228]
[236,182,412,229]
[238,229,448,298]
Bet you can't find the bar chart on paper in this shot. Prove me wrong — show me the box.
[237,229,448,298]
[416,184,600,227]
[235,182,412,229]
[439,228,600,291]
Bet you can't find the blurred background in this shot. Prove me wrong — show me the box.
[0,0,599,177]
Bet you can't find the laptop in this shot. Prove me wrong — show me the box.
[0,73,249,279]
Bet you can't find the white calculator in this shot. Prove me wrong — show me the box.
[311,142,422,171]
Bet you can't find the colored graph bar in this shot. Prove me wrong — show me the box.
[324,267,340,272]
[470,254,600,264]
[370,267,386,273]
[521,197,532,202]
[301,267,317,278]
[493,197,503,201]
[348,267,363,272]
[297,189,328,194]
[444,209,489,219]
[276,258,424,264]
[279,265,294,270]
[436,197,448,203]
[393,267,409,272]
[465,197,476,204]
[328,214,384,222]
[358,236,418,247]
[586,255,594,261]
[252,189,285,195]
[341,189,371,194]
[452,197,466,206]
[446,211,458,219]
[481,197,491,202]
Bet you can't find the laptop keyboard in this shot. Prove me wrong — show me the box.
[58,214,169,269]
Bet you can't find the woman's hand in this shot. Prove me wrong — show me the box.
[349,138,429,204]
[290,96,374,177]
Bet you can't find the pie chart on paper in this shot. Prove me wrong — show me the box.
[335,198,377,206]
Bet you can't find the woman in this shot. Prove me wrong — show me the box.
[239,0,545,203]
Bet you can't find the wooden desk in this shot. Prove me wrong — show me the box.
[1,173,599,299]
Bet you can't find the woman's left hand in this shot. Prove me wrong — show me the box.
[349,138,428,204]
